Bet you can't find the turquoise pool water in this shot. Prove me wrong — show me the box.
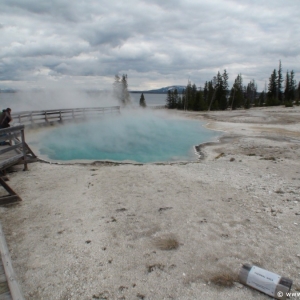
[39,110,220,163]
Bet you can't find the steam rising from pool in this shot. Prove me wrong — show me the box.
[39,110,219,163]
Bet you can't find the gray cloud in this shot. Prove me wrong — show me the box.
[0,0,299,91]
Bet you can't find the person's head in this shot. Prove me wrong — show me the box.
[6,108,11,113]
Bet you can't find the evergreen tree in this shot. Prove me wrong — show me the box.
[203,81,209,107]
[277,60,283,103]
[284,71,291,105]
[285,70,297,106]
[208,76,218,111]
[139,93,146,108]
[190,84,198,110]
[113,74,122,102]
[245,80,257,108]
[165,89,178,109]
[217,70,229,110]
[113,74,131,106]
[296,82,300,106]
[173,89,179,108]
[267,69,278,106]
[177,94,184,110]
[171,83,208,111]
[229,74,243,109]
[196,89,207,111]
[180,89,186,110]
[121,74,131,105]
[166,90,173,108]
[256,91,265,107]
[185,82,193,110]
[290,70,296,101]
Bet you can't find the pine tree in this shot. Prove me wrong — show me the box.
[190,84,198,110]
[166,90,173,109]
[296,82,300,106]
[245,80,257,108]
[185,82,193,110]
[203,82,209,107]
[267,69,278,106]
[290,70,296,101]
[223,69,229,92]
[121,74,131,105]
[180,89,185,110]
[217,70,229,110]
[284,71,291,104]
[277,60,283,103]
[113,74,122,102]
[113,74,131,106]
[257,91,265,107]
[229,74,243,109]
[208,76,218,111]
[173,89,179,108]
[196,89,207,111]
[285,70,297,106]
[139,93,146,108]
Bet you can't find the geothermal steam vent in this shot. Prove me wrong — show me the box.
[39,110,219,163]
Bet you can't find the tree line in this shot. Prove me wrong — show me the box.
[166,61,300,110]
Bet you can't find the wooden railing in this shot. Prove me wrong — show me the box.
[0,125,36,172]
[0,222,25,299]
[11,106,120,126]
[0,125,37,205]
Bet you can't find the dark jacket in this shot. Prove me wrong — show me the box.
[0,110,12,128]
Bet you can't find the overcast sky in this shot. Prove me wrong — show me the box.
[0,0,299,91]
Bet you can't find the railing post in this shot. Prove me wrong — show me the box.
[20,127,28,171]
[7,132,12,146]
[30,112,33,124]
[18,114,21,123]
[45,112,49,123]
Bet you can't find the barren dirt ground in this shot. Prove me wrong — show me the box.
[1,106,300,300]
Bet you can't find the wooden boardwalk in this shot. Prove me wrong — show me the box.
[0,106,121,299]
[11,106,120,126]
[0,222,24,300]
[0,260,11,300]
[0,125,37,205]
[0,125,35,300]
[0,255,13,300]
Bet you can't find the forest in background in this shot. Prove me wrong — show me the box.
[165,61,300,111]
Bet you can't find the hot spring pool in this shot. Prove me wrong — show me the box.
[38,110,220,163]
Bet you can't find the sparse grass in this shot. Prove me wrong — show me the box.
[209,272,237,288]
[154,235,179,250]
